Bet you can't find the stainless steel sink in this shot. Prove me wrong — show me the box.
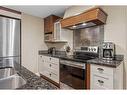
[0,68,16,79]
[0,74,26,89]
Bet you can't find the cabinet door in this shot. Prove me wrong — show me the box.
[44,15,61,34]
[38,55,48,76]
[39,55,60,83]
[91,64,113,76]
[48,71,59,83]
[91,74,113,89]
[44,16,52,33]
[38,55,44,73]
[90,64,114,89]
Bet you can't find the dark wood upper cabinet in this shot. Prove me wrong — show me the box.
[60,7,108,29]
[44,15,61,34]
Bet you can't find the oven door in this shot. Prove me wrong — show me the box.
[60,60,86,89]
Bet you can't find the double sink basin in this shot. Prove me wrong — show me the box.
[0,67,26,89]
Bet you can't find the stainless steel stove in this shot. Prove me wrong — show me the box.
[74,46,99,60]
[60,46,99,89]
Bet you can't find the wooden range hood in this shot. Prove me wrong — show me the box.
[60,7,108,29]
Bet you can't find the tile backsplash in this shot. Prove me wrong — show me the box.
[73,25,104,49]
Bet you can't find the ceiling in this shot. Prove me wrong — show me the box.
[5,6,70,18]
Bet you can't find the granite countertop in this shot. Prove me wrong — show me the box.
[39,51,88,63]
[17,66,58,89]
[39,50,124,68]
[87,55,124,68]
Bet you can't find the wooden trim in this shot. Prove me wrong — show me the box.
[61,7,107,28]
[44,32,53,35]
[40,74,60,88]
[62,7,107,20]
[97,8,107,24]
[0,6,21,14]
[86,64,90,89]
[45,14,62,19]
[0,14,21,20]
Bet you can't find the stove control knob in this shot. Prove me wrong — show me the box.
[103,45,106,48]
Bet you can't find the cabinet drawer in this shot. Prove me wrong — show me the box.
[48,71,59,83]
[49,57,59,64]
[39,55,44,61]
[40,71,49,77]
[44,62,59,75]
[91,64,113,76]
[40,70,59,83]
[92,75,113,89]
[44,56,59,64]
[39,55,59,83]
[48,62,59,71]
[39,55,50,63]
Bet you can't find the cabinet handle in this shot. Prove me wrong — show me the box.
[50,58,51,60]
[49,73,51,77]
[49,64,52,67]
[97,68,104,72]
[98,80,104,84]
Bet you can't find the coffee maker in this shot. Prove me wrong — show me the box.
[102,42,115,60]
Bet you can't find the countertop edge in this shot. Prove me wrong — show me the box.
[38,52,124,68]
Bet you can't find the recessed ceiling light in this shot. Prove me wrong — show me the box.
[72,25,76,28]
[82,23,87,26]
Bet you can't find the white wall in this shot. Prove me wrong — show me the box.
[46,29,73,55]
[101,6,127,89]
[21,13,48,73]
[63,6,95,19]
[63,6,127,89]
[21,13,73,74]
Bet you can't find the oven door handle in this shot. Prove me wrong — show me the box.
[60,60,85,69]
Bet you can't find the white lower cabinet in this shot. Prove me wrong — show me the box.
[38,55,59,84]
[90,63,123,89]
[92,75,113,89]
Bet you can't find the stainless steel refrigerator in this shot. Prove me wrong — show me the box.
[0,16,21,68]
